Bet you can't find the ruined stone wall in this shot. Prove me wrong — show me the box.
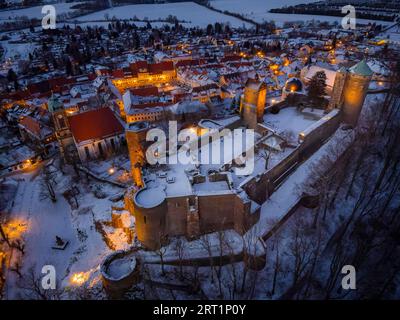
[329,70,347,110]
[243,110,341,204]
[165,196,190,236]
[197,193,237,234]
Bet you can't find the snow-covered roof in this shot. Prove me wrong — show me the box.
[169,101,207,115]
[349,60,374,77]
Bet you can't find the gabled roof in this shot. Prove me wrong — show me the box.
[68,107,124,143]
[129,61,175,75]
[130,86,159,97]
[349,60,373,77]
[148,61,174,74]
[221,54,242,63]
[19,116,41,137]
[111,69,125,78]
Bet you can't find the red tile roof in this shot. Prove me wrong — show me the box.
[173,92,191,103]
[19,116,41,137]
[130,61,175,75]
[221,54,242,63]
[137,60,149,69]
[148,61,174,74]
[112,69,125,78]
[130,86,159,97]
[68,107,124,143]
[131,102,170,109]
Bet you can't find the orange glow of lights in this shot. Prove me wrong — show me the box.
[70,271,90,286]
[3,219,28,240]
[108,167,115,175]
[270,64,279,71]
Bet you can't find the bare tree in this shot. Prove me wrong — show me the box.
[17,265,62,300]
[174,237,187,280]
[200,234,215,283]
[155,243,167,277]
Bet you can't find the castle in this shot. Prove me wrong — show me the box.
[123,79,268,249]
[123,61,373,250]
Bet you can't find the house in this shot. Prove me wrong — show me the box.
[68,108,125,162]
[18,116,54,149]
[0,145,40,175]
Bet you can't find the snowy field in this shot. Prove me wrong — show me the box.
[0,2,83,21]
[73,2,252,28]
[383,25,400,44]
[0,0,393,31]
[211,0,393,26]
[212,0,319,13]
[0,38,38,60]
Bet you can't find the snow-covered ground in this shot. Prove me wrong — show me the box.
[74,2,252,28]
[0,2,83,21]
[0,38,38,60]
[3,160,124,298]
[212,0,318,13]
[211,0,392,26]
[383,25,400,45]
[248,124,355,239]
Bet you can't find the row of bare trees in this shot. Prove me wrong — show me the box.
[260,61,400,299]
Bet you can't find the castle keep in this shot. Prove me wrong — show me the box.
[329,60,373,126]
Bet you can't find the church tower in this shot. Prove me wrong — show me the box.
[48,93,73,160]
[240,79,267,129]
[341,60,373,127]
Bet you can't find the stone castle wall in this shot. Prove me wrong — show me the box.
[243,109,342,204]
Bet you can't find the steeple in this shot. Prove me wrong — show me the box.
[349,59,373,77]
[48,93,63,113]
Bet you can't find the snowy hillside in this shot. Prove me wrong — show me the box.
[211,0,393,26]
[0,2,84,21]
[74,2,252,28]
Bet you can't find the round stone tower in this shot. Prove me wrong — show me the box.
[342,60,373,127]
[133,186,167,250]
